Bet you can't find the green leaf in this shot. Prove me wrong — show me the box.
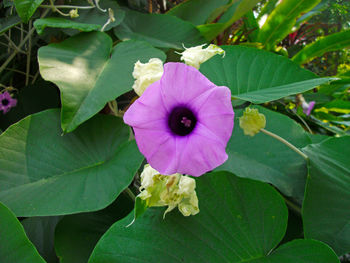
[55,194,133,263]
[243,10,260,42]
[166,0,230,25]
[217,106,310,200]
[34,17,101,35]
[251,239,339,263]
[0,15,21,34]
[89,172,339,263]
[257,0,321,50]
[14,0,44,23]
[302,136,350,255]
[256,0,278,21]
[114,9,206,49]
[198,0,260,41]
[38,32,165,132]
[200,45,335,103]
[0,109,143,216]
[0,202,45,263]
[197,23,225,41]
[218,0,261,28]
[22,216,62,263]
[89,171,288,262]
[126,196,147,227]
[292,30,350,64]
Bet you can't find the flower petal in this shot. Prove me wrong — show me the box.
[191,86,234,144]
[134,129,178,175]
[175,131,228,177]
[123,81,168,129]
[159,63,217,112]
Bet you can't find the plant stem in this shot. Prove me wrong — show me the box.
[40,4,95,9]
[124,187,136,201]
[284,197,302,215]
[48,0,70,16]
[260,128,308,160]
[25,20,32,86]
[0,8,50,75]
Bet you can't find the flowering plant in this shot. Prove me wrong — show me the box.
[0,1,349,263]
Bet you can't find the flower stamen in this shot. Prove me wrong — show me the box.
[181,117,192,127]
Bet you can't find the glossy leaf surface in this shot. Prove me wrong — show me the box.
[200,45,334,103]
[0,109,143,216]
[303,136,350,255]
[0,202,45,263]
[217,106,310,200]
[38,32,165,132]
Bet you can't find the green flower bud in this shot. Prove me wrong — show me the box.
[239,107,266,136]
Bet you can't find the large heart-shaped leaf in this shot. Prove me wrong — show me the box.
[0,202,45,263]
[200,45,334,103]
[88,172,339,263]
[114,9,206,49]
[0,109,143,216]
[38,32,166,132]
[302,136,350,256]
[217,106,310,200]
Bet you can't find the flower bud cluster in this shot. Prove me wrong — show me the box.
[138,164,199,218]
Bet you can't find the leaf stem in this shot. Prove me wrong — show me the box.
[0,8,50,75]
[124,187,136,201]
[260,128,308,160]
[284,197,302,215]
[40,4,95,9]
[25,20,32,86]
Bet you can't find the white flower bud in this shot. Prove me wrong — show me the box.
[178,176,196,197]
[179,44,225,69]
[132,58,163,96]
[140,164,159,190]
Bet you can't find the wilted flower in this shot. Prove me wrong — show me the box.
[132,58,164,96]
[124,62,234,177]
[239,107,266,136]
[138,164,199,217]
[178,44,225,69]
[0,91,17,114]
[302,100,315,116]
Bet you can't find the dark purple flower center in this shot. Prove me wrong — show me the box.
[168,106,197,136]
[1,99,9,106]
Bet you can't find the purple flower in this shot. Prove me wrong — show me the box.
[302,100,315,116]
[124,62,234,177]
[0,91,17,114]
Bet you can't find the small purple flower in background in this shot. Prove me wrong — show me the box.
[124,62,234,177]
[0,91,17,114]
[302,100,315,116]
